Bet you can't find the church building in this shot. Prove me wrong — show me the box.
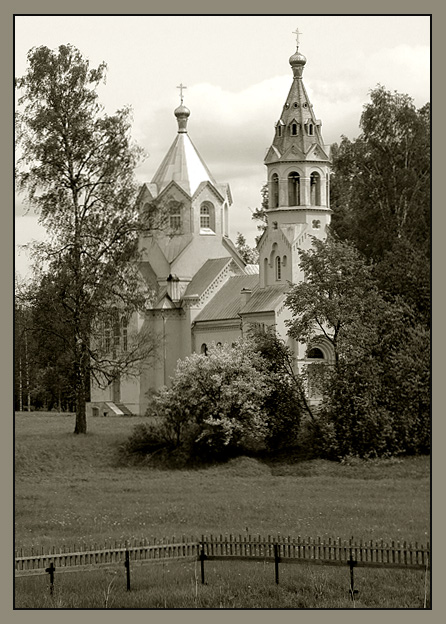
[88,34,334,418]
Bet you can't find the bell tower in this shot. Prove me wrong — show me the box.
[259,29,332,287]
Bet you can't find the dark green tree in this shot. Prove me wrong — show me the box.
[251,182,268,243]
[247,324,311,450]
[329,86,430,325]
[15,45,156,433]
[235,232,259,264]
[285,235,430,458]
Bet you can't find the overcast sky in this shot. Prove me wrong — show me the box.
[14,14,431,279]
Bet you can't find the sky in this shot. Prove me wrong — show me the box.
[14,14,431,279]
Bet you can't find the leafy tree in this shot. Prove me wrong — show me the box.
[235,232,259,264]
[329,86,430,325]
[285,235,383,366]
[247,324,312,448]
[15,45,156,433]
[285,235,430,458]
[330,86,430,258]
[251,182,268,243]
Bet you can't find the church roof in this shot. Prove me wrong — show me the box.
[184,257,232,298]
[151,104,218,197]
[265,41,330,165]
[194,275,260,322]
[240,284,289,315]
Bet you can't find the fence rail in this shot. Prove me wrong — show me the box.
[15,534,429,577]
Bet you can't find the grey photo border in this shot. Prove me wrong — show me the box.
[4,1,439,620]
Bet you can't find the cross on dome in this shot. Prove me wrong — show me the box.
[292,27,302,47]
[177,82,187,104]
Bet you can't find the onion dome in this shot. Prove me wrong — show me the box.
[174,104,190,133]
[289,48,307,78]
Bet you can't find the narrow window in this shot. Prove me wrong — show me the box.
[310,172,321,206]
[308,123,314,136]
[276,255,281,281]
[121,317,128,352]
[201,343,208,356]
[271,174,279,208]
[200,205,210,229]
[169,204,181,229]
[288,172,300,206]
[113,309,120,350]
[291,123,298,136]
[104,318,111,352]
[276,125,282,137]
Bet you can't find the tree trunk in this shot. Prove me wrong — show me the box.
[74,375,87,433]
[25,331,31,412]
[74,342,87,434]
[19,354,23,412]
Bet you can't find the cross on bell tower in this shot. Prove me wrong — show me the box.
[176,82,187,104]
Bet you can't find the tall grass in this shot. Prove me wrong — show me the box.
[15,559,430,609]
[15,412,430,608]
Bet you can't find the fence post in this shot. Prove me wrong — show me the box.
[124,549,131,591]
[45,561,55,596]
[274,543,280,585]
[200,544,206,585]
[348,542,359,602]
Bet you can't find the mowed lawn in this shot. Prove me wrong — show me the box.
[15,412,430,551]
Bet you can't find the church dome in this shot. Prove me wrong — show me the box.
[174,104,190,117]
[174,104,190,133]
[289,49,307,77]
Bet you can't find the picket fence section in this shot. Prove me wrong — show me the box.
[15,534,430,578]
[15,537,199,576]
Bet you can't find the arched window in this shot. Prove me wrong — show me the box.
[306,346,325,399]
[200,204,210,229]
[288,171,300,206]
[223,203,229,236]
[271,174,279,208]
[201,343,208,356]
[200,202,215,232]
[291,123,298,136]
[308,123,314,136]
[307,347,324,359]
[310,172,321,206]
[276,125,282,137]
[326,175,330,208]
[169,203,181,229]
[282,255,287,267]
[276,256,282,281]
[264,257,268,286]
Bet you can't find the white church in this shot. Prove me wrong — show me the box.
[88,36,334,418]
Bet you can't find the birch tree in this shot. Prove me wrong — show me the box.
[16,44,156,433]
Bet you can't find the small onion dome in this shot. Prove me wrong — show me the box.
[289,49,307,77]
[174,104,190,133]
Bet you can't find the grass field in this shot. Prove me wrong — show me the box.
[15,412,431,608]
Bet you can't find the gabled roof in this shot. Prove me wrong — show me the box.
[184,257,232,298]
[240,284,289,315]
[155,233,194,264]
[222,236,248,269]
[151,132,217,197]
[194,275,260,322]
